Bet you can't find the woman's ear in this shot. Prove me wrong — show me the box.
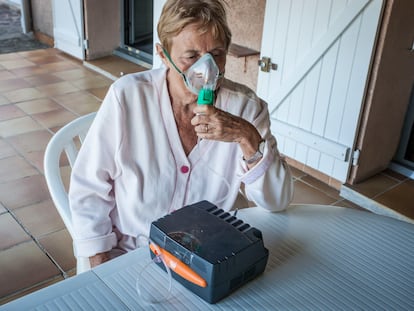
[156,43,168,67]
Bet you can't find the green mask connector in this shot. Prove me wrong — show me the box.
[197,88,214,105]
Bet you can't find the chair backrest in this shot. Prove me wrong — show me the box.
[44,112,96,274]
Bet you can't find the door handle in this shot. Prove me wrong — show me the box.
[258,57,277,72]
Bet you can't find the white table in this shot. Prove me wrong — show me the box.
[2,204,414,310]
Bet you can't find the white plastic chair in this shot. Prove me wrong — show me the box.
[44,112,97,274]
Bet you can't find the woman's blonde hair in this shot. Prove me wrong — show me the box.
[157,0,232,53]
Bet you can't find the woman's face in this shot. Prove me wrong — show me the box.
[163,23,227,101]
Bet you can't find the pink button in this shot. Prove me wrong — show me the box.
[180,165,189,173]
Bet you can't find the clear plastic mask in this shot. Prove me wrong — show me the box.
[163,48,221,96]
[184,53,220,95]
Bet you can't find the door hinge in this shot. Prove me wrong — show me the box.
[83,39,89,50]
[352,149,360,166]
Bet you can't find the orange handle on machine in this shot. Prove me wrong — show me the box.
[149,243,207,288]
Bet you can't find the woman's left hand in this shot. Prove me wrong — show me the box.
[191,105,263,163]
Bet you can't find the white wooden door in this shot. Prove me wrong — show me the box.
[52,0,85,60]
[257,0,383,182]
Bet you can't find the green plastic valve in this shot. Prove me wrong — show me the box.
[197,88,214,105]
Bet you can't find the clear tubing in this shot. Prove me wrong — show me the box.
[135,235,173,304]
[196,137,231,206]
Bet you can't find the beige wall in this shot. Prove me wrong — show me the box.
[225,0,265,91]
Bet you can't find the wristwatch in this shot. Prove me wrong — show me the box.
[243,140,265,164]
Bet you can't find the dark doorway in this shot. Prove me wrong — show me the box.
[114,0,153,66]
[394,84,414,174]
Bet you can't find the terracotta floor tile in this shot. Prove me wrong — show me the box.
[347,173,399,198]
[292,180,337,205]
[87,86,110,100]
[0,241,61,298]
[26,55,63,66]
[0,155,38,183]
[60,166,72,192]
[13,199,65,238]
[49,49,80,61]
[85,55,147,77]
[39,229,76,272]
[0,53,23,61]
[6,130,52,153]
[40,60,80,73]
[303,165,330,185]
[70,75,112,90]
[53,68,95,81]
[0,213,31,250]
[36,81,80,97]
[66,100,101,115]
[375,179,414,219]
[20,49,49,57]
[23,74,63,87]
[3,87,46,103]
[289,165,307,179]
[0,116,43,137]
[301,175,341,200]
[0,78,31,93]
[7,130,52,173]
[381,169,408,182]
[9,65,51,78]
[0,275,64,306]
[49,125,64,134]
[0,104,26,121]
[58,150,70,168]
[0,174,51,210]
[0,59,36,70]
[0,138,16,159]
[15,98,62,114]
[54,90,100,105]
[54,91,101,115]
[31,108,77,129]
[0,70,16,81]
[17,49,57,58]
[23,150,46,173]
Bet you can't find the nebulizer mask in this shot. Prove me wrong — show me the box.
[163,48,222,105]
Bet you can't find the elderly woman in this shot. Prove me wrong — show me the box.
[69,0,293,268]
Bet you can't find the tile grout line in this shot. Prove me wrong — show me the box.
[380,170,411,183]
[370,178,408,201]
[4,206,69,279]
[1,125,46,177]
[294,176,341,202]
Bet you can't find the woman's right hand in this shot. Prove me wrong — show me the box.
[89,252,110,268]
